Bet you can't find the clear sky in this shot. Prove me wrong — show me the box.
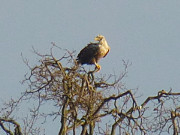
[0,0,180,134]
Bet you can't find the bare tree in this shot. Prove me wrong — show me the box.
[0,45,180,135]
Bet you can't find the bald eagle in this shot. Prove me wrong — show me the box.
[77,35,110,71]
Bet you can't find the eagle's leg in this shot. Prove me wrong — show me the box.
[94,63,101,72]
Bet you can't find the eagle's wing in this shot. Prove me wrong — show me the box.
[77,43,100,64]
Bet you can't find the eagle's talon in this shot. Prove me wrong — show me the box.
[95,64,101,72]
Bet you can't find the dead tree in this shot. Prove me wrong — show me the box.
[0,46,180,135]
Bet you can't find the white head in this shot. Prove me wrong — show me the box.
[94,34,105,41]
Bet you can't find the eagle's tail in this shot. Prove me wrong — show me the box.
[76,58,80,65]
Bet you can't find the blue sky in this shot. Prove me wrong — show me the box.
[0,0,180,134]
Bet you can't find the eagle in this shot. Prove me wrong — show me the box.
[77,35,110,71]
